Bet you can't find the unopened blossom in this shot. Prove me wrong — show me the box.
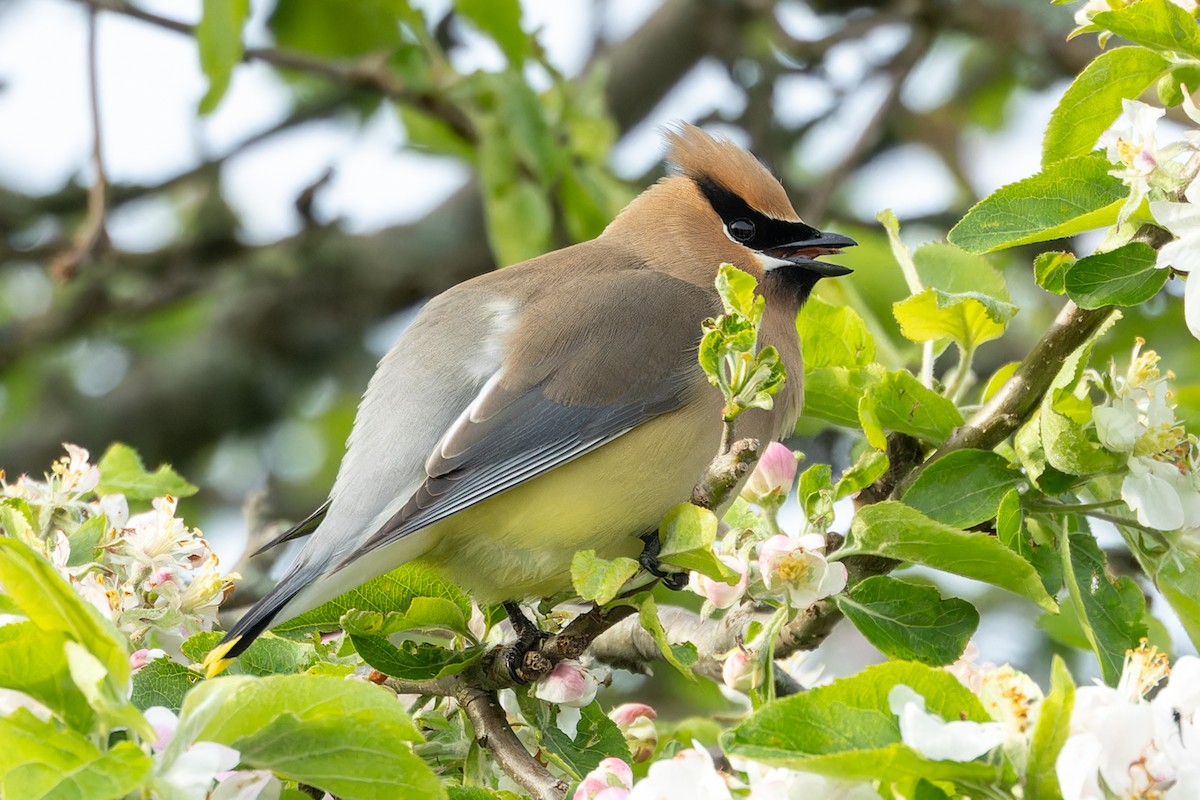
[721,645,764,692]
[742,443,798,505]
[888,684,1006,762]
[130,648,166,670]
[1150,174,1200,341]
[534,660,601,708]
[689,554,747,610]
[608,704,657,763]
[574,757,633,800]
[628,743,733,800]
[757,533,847,608]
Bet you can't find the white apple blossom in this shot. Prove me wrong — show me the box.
[1150,175,1200,341]
[757,533,847,609]
[741,762,882,800]
[1102,100,1168,226]
[627,743,733,800]
[1057,643,1200,799]
[1091,342,1200,531]
[888,684,1006,762]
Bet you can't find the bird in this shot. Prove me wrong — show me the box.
[206,124,855,673]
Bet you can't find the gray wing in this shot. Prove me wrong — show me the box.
[352,267,718,558]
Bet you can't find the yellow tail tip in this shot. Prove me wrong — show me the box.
[202,637,239,678]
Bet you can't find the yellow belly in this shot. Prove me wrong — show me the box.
[416,397,783,605]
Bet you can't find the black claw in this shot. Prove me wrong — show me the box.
[638,531,688,591]
[502,602,549,684]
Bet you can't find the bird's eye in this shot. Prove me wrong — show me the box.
[728,218,755,242]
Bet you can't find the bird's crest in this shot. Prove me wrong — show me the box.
[664,124,800,222]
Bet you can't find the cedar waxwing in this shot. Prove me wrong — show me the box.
[208,124,854,669]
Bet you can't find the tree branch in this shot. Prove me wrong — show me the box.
[457,687,568,800]
[48,6,108,280]
[68,0,478,143]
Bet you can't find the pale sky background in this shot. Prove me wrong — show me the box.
[5,0,1179,674]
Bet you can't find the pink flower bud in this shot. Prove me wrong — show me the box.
[130,648,165,671]
[608,703,658,763]
[741,443,798,504]
[722,646,764,692]
[534,660,600,708]
[573,757,633,800]
[689,554,748,610]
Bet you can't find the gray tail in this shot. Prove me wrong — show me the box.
[219,565,318,659]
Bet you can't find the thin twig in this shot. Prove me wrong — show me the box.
[71,0,477,143]
[49,6,109,280]
[457,687,568,800]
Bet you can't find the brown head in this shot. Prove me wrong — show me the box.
[604,124,855,302]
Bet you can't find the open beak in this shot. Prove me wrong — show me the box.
[762,230,857,277]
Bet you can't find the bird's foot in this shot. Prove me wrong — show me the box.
[502,602,552,684]
[638,531,688,591]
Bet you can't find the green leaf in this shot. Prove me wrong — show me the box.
[1060,532,1148,685]
[0,709,150,800]
[657,504,738,583]
[0,538,130,699]
[996,488,1028,558]
[892,289,1016,351]
[570,551,641,606]
[835,577,978,665]
[130,657,199,713]
[1093,0,1200,58]
[1138,545,1200,651]
[1026,656,1075,800]
[512,691,631,781]
[859,370,964,449]
[269,0,404,57]
[834,448,889,500]
[169,675,444,800]
[716,263,763,321]
[482,176,554,267]
[797,296,876,368]
[342,596,471,638]
[1035,251,1075,295]
[66,514,106,567]
[804,365,885,428]
[1043,46,1170,165]
[196,0,249,114]
[351,635,483,682]
[0,622,94,730]
[913,242,1010,298]
[981,361,1020,403]
[95,442,197,501]
[398,106,476,161]
[183,630,314,676]
[725,661,997,784]
[275,562,470,637]
[455,0,528,64]
[639,594,699,678]
[902,449,1024,528]
[948,153,1127,254]
[840,502,1057,611]
[1064,242,1168,309]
